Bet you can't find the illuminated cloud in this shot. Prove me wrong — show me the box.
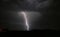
[18,11,41,31]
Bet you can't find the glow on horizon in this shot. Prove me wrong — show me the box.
[21,12,29,31]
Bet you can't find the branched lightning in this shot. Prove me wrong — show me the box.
[21,12,29,31]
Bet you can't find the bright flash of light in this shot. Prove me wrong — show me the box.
[21,12,29,31]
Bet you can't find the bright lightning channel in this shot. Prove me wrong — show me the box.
[21,12,29,31]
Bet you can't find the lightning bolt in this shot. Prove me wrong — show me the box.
[21,12,29,31]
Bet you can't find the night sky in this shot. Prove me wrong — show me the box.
[0,0,60,31]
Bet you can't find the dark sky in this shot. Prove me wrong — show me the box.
[0,0,60,31]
